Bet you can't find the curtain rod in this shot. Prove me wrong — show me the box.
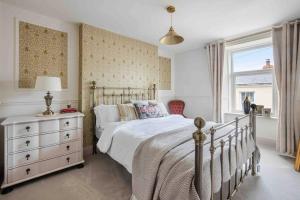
[225,29,271,43]
[204,29,271,49]
[204,19,300,49]
[272,19,300,29]
[225,19,300,43]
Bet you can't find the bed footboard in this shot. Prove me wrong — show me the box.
[193,107,257,199]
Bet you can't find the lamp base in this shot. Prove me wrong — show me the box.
[43,109,54,116]
[43,91,54,116]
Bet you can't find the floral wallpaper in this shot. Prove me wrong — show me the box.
[19,21,68,88]
[159,56,171,90]
[79,24,159,146]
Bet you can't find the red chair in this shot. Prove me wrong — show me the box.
[168,100,186,117]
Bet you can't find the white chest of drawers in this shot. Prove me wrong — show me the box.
[1,112,84,193]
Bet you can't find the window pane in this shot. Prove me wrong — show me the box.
[240,91,255,103]
[232,45,274,72]
[235,73,273,111]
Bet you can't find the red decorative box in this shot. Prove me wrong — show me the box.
[60,108,77,113]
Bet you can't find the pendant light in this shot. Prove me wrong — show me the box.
[159,5,184,45]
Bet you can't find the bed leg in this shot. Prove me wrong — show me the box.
[240,128,244,183]
[93,135,97,155]
[234,118,239,191]
[227,135,232,200]
[250,108,257,176]
[220,140,225,200]
[193,117,206,199]
[210,128,216,200]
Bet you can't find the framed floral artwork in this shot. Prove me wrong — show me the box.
[17,20,68,89]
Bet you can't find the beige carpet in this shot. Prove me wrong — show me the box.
[0,143,299,200]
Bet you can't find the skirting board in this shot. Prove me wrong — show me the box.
[257,137,276,149]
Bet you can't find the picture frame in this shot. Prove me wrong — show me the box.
[263,108,271,117]
[256,105,264,115]
[14,17,69,91]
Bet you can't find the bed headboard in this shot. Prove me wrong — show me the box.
[89,80,156,154]
[90,80,156,107]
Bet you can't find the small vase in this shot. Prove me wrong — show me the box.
[243,96,251,114]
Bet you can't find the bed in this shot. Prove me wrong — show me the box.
[90,81,259,200]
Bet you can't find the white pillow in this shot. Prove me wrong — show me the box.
[157,102,169,116]
[130,100,149,105]
[148,101,169,116]
[94,104,120,129]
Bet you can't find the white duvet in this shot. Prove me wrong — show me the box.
[97,115,200,173]
[97,114,256,200]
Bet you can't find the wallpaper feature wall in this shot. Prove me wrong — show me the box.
[19,21,68,88]
[159,56,171,90]
[79,23,159,146]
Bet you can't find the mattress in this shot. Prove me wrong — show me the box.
[97,115,195,172]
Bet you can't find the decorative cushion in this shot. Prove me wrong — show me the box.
[117,103,138,121]
[149,101,169,116]
[134,102,162,119]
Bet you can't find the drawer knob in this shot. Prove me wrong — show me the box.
[66,121,70,126]
[66,157,70,163]
[25,140,30,146]
[25,154,30,160]
[66,145,70,150]
[25,126,31,132]
[26,168,31,175]
[66,133,70,138]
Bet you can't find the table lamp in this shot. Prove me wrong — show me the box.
[35,76,62,115]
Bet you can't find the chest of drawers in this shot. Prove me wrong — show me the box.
[1,112,84,193]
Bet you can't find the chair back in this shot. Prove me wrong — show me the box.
[168,100,185,116]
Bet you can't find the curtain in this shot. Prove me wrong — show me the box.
[272,20,300,156]
[206,42,225,123]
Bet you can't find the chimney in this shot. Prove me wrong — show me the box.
[263,59,273,69]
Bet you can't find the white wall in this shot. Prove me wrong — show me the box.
[224,113,277,144]
[174,48,213,120]
[0,2,79,118]
[0,2,175,119]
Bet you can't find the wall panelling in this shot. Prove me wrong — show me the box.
[159,56,171,90]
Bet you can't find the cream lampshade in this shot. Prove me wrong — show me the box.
[35,76,62,115]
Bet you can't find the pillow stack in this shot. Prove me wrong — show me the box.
[94,101,169,124]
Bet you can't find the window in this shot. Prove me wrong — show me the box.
[227,40,277,115]
[240,91,255,104]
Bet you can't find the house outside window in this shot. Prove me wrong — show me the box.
[240,91,255,105]
[226,38,277,115]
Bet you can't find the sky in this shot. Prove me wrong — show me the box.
[232,45,273,72]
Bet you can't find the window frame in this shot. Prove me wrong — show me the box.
[225,38,278,116]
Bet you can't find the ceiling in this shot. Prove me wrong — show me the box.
[2,0,300,54]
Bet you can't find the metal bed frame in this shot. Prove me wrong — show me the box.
[193,108,257,199]
[90,80,258,200]
[90,81,156,154]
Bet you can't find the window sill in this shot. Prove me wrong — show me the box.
[224,112,278,120]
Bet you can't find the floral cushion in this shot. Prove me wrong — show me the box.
[134,102,162,119]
